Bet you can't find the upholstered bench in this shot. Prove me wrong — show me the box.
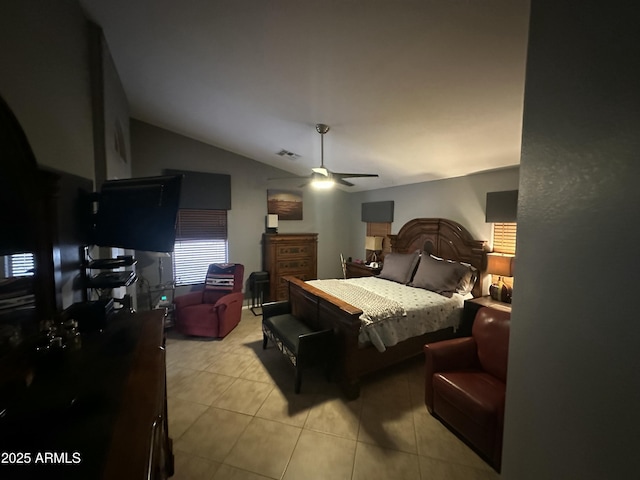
[262,301,333,393]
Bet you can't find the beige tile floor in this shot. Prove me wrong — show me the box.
[166,308,501,480]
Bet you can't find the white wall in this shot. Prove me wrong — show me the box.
[130,120,353,294]
[501,2,640,479]
[347,167,520,261]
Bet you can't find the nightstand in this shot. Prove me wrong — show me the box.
[345,261,382,278]
[460,296,512,336]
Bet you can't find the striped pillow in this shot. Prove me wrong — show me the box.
[204,264,237,300]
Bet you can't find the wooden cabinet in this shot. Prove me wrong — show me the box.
[103,309,174,479]
[345,261,382,278]
[263,233,318,301]
[0,309,173,479]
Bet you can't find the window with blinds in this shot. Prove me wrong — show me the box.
[6,253,35,277]
[366,222,391,238]
[172,209,228,286]
[492,222,517,255]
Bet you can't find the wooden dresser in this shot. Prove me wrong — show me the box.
[263,233,318,301]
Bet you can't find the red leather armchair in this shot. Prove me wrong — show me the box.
[424,306,510,471]
[173,263,245,338]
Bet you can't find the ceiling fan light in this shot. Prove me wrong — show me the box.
[311,178,335,189]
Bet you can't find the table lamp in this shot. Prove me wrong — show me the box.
[365,236,384,263]
[486,253,515,303]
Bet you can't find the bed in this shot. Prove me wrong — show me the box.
[284,218,487,398]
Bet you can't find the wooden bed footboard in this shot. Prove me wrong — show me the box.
[285,275,456,398]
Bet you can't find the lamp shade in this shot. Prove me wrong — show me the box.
[365,236,383,251]
[266,214,278,228]
[486,253,515,277]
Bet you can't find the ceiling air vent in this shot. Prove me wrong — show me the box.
[276,149,301,160]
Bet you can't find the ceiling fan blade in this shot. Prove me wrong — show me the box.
[335,177,355,187]
[333,173,379,179]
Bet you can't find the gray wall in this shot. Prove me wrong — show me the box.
[89,22,132,185]
[130,120,353,294]
[502,2,639,478]
[0,0,94,180]
[347,167,520,262]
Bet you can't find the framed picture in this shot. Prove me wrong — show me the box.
[267,189,303,220]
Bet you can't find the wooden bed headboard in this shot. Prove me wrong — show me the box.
[388,218,488,298]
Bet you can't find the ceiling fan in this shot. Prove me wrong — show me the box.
[270,124,379,188]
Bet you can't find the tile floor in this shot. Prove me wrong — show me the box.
[166,308,500,480]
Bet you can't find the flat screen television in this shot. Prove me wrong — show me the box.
[93,175,183,253]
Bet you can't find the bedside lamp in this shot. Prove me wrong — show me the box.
[365,236,384,264]
[486,253,515,303]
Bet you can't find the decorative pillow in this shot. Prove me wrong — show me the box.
[455,261,479,295]
[377,251,420,284]
[424,255,478,295]
[203,263,237,302]
[410,254,469,297]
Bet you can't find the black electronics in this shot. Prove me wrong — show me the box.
[92,175,183,253]
[88,271,137,289]
[164,169,231,209]
[68,298,115,332]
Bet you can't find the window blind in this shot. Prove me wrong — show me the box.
[366,222,391,238]
[173,210,228,285]
[492,222,517,255]
[175,209,227,241]
[8,253,35,277]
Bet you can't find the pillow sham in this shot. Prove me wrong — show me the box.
[410,254,470,297]
[455,261,478,295]
[424,254,478,295]
[377,251,420,284]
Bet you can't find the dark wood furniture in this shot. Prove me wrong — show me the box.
[262,233,318,302]
[103,309,173,479]
[461,296,512,337]
[285,218,487,398]
[0,309,173,479]
[262,301,333,394]
[345,262,382,278]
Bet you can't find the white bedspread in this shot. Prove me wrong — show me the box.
[306,277,464,352]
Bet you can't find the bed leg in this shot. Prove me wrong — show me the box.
[294,369,302,394]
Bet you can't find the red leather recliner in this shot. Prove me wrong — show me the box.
[424,306,510,471]
[173,263,245,338]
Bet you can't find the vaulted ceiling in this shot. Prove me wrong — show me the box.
[79,0,530,191]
